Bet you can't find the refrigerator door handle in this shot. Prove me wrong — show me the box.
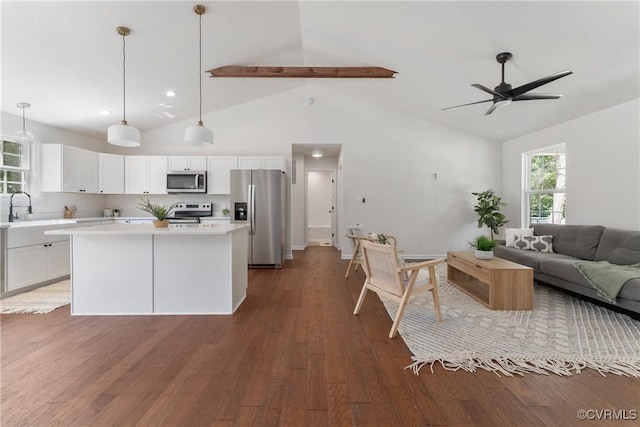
[248,184,255,235]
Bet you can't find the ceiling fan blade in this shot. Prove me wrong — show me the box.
[471,83,506,98]
[511,70,573,97]
[441,98,494,111]
[513,93,563,101]
[484,104,497,116]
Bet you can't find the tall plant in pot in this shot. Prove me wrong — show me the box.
[137,198,175,228]
[472,189,509,240]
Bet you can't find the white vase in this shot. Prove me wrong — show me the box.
[474,249,494,260]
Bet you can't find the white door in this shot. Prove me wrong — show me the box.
[307,170,335,247]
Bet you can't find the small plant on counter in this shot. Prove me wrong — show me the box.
[222,208,230,217]
[469,235,497,251]
[136,198,175,221]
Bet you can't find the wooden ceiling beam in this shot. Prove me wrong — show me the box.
[207,66,397,78]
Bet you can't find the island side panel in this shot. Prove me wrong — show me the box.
[153,234,233,314]
[231,227,249,312]
[71,234,153,315]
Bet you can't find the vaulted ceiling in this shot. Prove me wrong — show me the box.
[2,1,638,142]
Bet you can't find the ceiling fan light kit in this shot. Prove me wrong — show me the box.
[14,102,36,143]
[185,4,214,147]
[442,52,572,116]
[108,26,141,147]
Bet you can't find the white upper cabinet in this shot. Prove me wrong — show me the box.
[168,156,207,171]
[237,156,285,171]
[98,153,125,194]
[125,156,168,194]
[207,156,238,194]
[40,144,98,193]
[261,156,285,171]
[237,156,261,170]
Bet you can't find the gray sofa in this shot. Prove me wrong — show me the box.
[493,224,640,317]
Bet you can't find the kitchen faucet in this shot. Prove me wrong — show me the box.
[9,191,32,222]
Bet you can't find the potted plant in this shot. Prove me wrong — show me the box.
[222,208,230,217]
[137,198,175,228]
[469,235,498,259]
[472,189,509,240]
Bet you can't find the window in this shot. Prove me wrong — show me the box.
[524,144,566,225]
[0,138,30,195]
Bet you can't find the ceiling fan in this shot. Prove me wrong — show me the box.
[442,52,572,115]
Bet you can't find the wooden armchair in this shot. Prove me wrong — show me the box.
[353,240,443,338]
[344,234,398,278]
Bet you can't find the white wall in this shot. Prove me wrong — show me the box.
[502,99,640,230]
[2,88,503,258]
[1,112,109,220]
[141,86,502,258]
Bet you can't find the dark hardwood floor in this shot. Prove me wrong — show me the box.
[1,247,638,426]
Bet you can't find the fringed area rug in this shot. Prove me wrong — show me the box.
[380,265,640,377]
[0,280,70,314]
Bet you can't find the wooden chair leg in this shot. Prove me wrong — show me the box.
[345,239,361,279]
[388,270,418,338]
[428,266,442,322]
[353,281,369,315]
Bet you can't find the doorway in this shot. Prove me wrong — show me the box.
[307,170,336,246]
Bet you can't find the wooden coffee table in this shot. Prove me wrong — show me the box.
[447,251,534,310]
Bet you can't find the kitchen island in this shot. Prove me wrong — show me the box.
[46,223,249,315]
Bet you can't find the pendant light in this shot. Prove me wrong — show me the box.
[14,102,35,143]
[108,26,140,147]
[185,5,213,146]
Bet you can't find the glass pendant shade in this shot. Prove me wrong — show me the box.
[185,122,213,146]
[13,129,36,144]
[14,102,35,143]
[108,121,141,147]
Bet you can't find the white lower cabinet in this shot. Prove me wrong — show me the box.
[7,240,69,291]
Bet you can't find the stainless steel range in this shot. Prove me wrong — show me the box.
[167,202,213,224]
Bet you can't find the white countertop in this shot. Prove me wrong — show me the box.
[45,223,249,236]
[0,216,230,228]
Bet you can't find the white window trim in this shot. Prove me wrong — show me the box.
[523,143,566,226]
[1,135,31,195]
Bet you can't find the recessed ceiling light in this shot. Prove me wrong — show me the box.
[312,148,323,158]
[166,90,177,97]
[100,110,112,115]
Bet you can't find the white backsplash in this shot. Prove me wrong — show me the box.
[1,192,231,223]
[104,194,231,218]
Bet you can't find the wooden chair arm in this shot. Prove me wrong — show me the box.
[345,234,376,241]
[398,258,445,273]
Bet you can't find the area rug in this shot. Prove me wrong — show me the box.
[380,265,640,377]
[0,280,70,314]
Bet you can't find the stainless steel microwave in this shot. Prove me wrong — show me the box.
[166,171,207,193]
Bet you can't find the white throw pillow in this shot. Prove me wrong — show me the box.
[505,227,534,247]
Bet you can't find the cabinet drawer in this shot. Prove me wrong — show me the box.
[8,225,71,248]
[448,253,491,284]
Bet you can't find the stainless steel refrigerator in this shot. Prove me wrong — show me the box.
[230,169,285,268]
